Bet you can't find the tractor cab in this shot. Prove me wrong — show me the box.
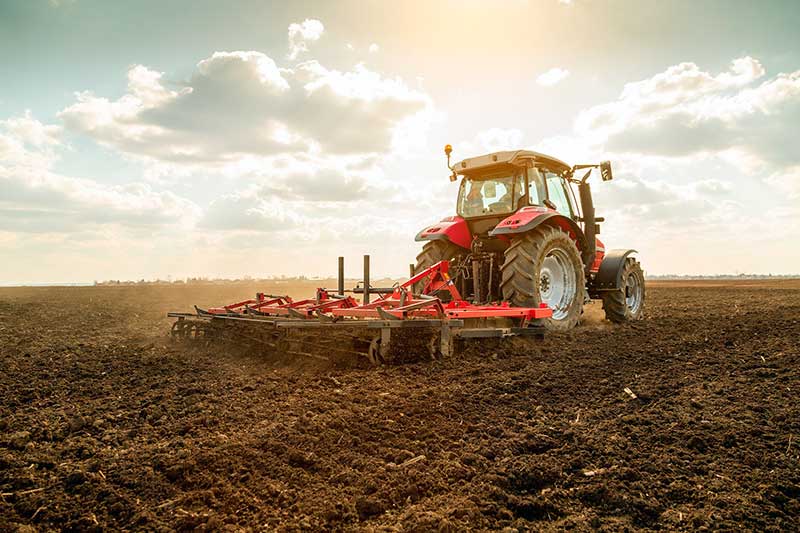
[450,150,576,239]
[455,164,576,220]
[415,145,642,331]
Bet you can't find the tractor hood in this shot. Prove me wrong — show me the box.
[454,150,571,176]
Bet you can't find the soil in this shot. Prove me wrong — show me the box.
[1,279,798,531]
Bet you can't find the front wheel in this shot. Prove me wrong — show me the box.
[500,225,585,331]
[601,257,645,322]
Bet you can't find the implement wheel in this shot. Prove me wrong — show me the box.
[500,225,585,331]
[601,257,645,322]
[413,240,464,297]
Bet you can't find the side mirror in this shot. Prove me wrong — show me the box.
[600,161,613,181]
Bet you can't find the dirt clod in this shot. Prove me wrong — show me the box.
[7,431,31,450]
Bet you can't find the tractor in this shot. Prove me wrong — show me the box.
[413,146,645,331]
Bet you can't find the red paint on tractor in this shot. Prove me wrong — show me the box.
[414,216,471,249]
[495,207,581,246]
[495,205,551,231]
[592,238,606,273]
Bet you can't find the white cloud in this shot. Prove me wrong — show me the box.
[0,114,199,234]
[536,67,570,87]
[59,51,432,172]
[199,188,302,232]
[287,19,324,60]
[572,56,800,170]
[3,111,62,147]
[368,43,380,53]
[765,165,800,198]
[474,128,524,152]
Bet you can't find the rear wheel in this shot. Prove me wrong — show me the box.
[601,257,645,322]
[500,225,585,331]
[413,240,464,297]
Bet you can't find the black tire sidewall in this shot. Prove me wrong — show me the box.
[500,226,585,331]
[601,257,645,322]
[622,258,645,319]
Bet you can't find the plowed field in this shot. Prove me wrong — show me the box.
[1,280,798,531]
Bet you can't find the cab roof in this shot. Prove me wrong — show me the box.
[454,150,571,176]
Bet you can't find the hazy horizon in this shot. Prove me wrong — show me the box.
[2,0,799,283]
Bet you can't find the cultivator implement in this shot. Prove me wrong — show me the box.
[168,257,552,366]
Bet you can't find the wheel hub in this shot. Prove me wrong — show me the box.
[539,247,577,320]
[625,272,643,314]
[540,273,551,292]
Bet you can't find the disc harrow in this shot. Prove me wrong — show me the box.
[168,257,553,366]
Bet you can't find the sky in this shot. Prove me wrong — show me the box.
[1,0,799,283]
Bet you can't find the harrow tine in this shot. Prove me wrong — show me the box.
[287,307,309,319]
[377,307,401,321]
[315,310,338,323]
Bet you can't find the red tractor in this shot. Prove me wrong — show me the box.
[414,146,645,331]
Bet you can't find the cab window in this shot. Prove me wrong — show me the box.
[457,173,523,217]
[527,168,546,206]
[544,171,573,217]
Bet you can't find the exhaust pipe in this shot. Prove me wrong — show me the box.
[578,174,596,273]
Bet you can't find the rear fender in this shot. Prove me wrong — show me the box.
[489,206,587,253]
[591,249,637,292]
[415,216,472,249]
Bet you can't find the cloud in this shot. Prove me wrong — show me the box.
[574,56,800,171]
[537,67,570,87]
[765,165,800,199]
[287,19,324,60]
[59,51,432,170]
[263,171,368,202]
[368,43,380,53]
[473,128,524,152]
[235,152,378,203]
[199,188,302,232]
[3,111,62,147]
[0,174,199,233]
[196,181,418,250]
[0,114,199,234]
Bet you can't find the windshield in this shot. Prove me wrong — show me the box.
[457,172,524,218]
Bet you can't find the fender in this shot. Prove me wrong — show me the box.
[414,216,472,250]
[489,206,587,252]
[591,249,637,291]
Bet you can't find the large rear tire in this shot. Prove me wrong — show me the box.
[500,225,585,331]
[601,257,645,323]
[413,240,464,297]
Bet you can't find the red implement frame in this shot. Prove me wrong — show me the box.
[173,259,552,363]
[204,290,360,318]
[329,260,551,322]
[199,260,551,323]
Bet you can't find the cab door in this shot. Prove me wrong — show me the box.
[543,170,576,218]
